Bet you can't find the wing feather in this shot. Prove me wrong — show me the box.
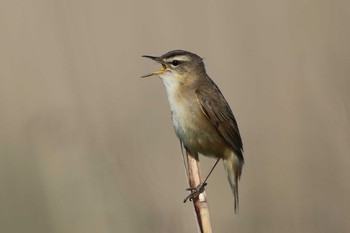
[195,88,244,162]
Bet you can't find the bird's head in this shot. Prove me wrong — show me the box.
[142,50,206,86]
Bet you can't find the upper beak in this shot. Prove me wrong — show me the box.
[141,55,167,78]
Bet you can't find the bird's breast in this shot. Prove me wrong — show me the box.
[162,80,228,157]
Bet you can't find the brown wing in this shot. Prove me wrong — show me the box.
[195,88,244,162]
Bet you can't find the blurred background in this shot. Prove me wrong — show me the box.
[1,0,349,232]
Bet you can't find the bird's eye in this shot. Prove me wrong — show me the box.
[171,60,179,66]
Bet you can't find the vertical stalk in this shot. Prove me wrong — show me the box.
[184,150,213,233]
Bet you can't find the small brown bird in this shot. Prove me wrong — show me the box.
[142,50,244,213]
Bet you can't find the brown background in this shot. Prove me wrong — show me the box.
[1,0,350,232]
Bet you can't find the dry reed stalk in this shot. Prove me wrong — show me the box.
[183,148,213,233]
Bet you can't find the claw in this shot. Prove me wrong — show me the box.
[183,182,207,202]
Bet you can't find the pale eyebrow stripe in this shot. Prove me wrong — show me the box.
[164,55,190,62]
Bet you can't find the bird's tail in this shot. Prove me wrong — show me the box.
[223,153,243,214]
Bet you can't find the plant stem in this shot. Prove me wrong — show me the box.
[184,149,213,233]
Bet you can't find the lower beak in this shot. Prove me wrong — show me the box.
[141,55,167,78]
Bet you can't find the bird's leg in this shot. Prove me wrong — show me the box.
[183,158,221,202]
[183,183,207,202]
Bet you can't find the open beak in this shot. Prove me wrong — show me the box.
[141,55,167,78]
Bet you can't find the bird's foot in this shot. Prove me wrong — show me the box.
[183,182,207,203]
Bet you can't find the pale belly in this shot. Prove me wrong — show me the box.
[161,76,229,158]
[170,99,228,158]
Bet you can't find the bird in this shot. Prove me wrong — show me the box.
[142,50,244,213]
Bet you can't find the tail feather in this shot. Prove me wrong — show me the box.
[223,153,243,214]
